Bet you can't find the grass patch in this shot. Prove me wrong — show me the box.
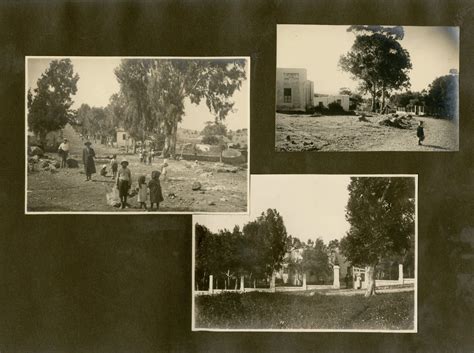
[195,291,414,330]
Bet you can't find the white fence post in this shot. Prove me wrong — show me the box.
[399,264,404,284]
[240,275,245,292]
[270,272,276,292]
[333,265,340,289]
[303,273,307,290]
[209,275,213,294]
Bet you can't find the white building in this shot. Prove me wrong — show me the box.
[116,128,132,148]
[314,94,350,111]
[276,68,314,112]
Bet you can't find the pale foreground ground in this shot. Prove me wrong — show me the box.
[276,113,459,152]
[27,125,248,213]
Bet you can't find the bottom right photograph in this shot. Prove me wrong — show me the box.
[192,174,417,332]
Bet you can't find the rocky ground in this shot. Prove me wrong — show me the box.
[27,126,248,213]
[275,113,459,152]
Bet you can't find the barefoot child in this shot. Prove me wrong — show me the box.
[137,175,148,210]
[417,121,425,145]
[148,170,164,210]
[117,160,132,209]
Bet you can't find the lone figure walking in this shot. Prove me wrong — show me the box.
[417,121,425,146]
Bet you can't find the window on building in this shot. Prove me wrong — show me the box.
[284,88,292,103]
[123,133,127,140]
[337,99,342,105]
[318,102,324,108]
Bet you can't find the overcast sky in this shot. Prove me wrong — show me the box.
[195,175,352,244]
[27,57,249,131]
[277,25,459,95]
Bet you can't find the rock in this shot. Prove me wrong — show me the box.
[66,158,79,168]
[208,201,216,206]
[50,166,58,173]
[30,146,44,157]
[192,181,202,191]
[53,161,61,169]
[199,172,213,178]
[200,191,205,194]
[219,197,227,202]
[168,193,176,199]
[358,116,370,122]
[41,161,50,168]
[286,135,291,141]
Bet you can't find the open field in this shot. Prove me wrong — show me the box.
[194,291,414,330]
[27,126,247,213]
[276,113,458,152]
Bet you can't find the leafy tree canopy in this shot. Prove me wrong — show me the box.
[28,59,79,142]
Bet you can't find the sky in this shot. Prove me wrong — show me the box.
[277,25,459,95]
[27,57,249,131]
[195,175,352,244]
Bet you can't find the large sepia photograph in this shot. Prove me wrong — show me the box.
[275,25,459,152]
[193,175,417,332]
[26,57,249,214]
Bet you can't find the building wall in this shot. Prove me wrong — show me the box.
[314,95,350,111]
[276,68,313,112]
[116,130,130,147]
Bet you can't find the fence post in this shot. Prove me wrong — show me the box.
[209,275,213,294]
[399,264,404,284]
[302,273,307,290]
[333,265,340,289]
[270,272,276,292]
[240,275,245,292]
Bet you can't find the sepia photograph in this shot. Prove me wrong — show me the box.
[25,57,249,214]
[275,25,459,152]
[193,175,417,332]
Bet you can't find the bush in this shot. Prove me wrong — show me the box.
[328,102,345,114]
[201,135,220,145]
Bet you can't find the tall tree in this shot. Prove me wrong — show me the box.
[339,26,412,112]
[340,177,415,296]
[302,238,331,283]
[242,209,289,278]
[28,59,79,145]
[115,59,246,158]
[424,73,459,120]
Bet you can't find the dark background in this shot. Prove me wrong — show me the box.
[0,0,473,352]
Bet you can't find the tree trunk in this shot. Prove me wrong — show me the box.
[365,265,377,297]
[381,84,386,112]
[371,85,377,113]
[169,120,178,158]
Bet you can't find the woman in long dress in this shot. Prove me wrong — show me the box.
[82,141,96,181]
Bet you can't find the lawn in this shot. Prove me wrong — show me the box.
[194,291,414,330]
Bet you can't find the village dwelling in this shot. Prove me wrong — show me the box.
[116,128,133,148]
[276,68,314,112]
[314,94,350,111]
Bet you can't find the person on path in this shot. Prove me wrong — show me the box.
[148,170,164,211]
[58,138,70,168]
[117,160,132,209]
[417,121,425,145]
[137,175,148,210]
[110,154,118,180]
[82,141,96,181]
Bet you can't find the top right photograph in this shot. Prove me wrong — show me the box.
[275,25,459,152]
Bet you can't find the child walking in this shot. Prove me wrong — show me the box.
[110,154,118,179]
[117,160,132,209]
[137,175,148,210]
[417,121,425,145]
[148,170,164,210]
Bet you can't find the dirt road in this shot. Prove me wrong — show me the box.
[276,113,459,152]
